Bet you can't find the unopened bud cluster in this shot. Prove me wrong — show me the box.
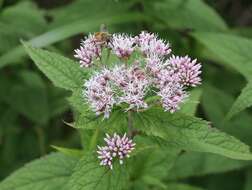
[97,133,135,169]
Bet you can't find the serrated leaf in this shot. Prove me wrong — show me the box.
[133,107,252,160]
[192,32,252,81]
[226,82,252,119]
[23,43,87,91]
[168,152,251,179]
[66,153,128,190]
[75,108,128,133]
[0,153,78,190]
[151,0,227,31]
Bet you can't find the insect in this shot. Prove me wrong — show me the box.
[94,24,111,44]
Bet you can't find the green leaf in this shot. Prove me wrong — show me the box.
[245,169,252,190]
[2,71,49,125]
[180,88,202,116]
[0,1,46,54]
[75,108,128,133]
[201,84,234,127]
[51,146,83,158]
[133,107,252,160]
[66,153,128,190]
[130,136,180,182]
[168,152,251,179]
[0,153,79,190]
[165,183,204,190]
[226,82,252,120]
[23,43,87,91]
[192,32,252,81]
[151,0,227,31]
[0,12,148,68]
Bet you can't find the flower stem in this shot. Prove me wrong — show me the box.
[127,111,133,138]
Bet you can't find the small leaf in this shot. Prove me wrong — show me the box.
[226,82,252,119]
[66,153,128,190]
[0,153,78,190]
[23,43,87,91]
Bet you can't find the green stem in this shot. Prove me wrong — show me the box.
[127,111,134,138]
[34,127,46,156]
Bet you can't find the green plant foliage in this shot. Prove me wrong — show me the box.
[0,153,79,190]
[66,153,128,190]
[192,32,252,81]
[168,152,251,179]
[23,43,87,91]
[133,107,252,160]
[149,0,227,31]
[1,0,252,189]
[226,82,252,119]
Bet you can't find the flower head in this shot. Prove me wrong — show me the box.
[158,81,188,113]
[109,34,135,59]
[167,55,201,87]
[97,133,135,169]
[74,34,102,67]
[84,69,115,118]
[112,65,149,110]
[136,31,171,57]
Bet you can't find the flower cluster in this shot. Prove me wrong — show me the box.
[75,31,201,118]
[74,34,102,67]
[97,133,135,169]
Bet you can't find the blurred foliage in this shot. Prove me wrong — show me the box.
[0,0,252,189]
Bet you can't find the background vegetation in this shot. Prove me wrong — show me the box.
[1,0,252,189]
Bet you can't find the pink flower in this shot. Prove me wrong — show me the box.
[109,34,135,59]
[167,55,201,87]
[84,69,115,118]
[112,65,149,110]
[74,34,102,67]
[146,55,163,75]
[135,31,171,57]
[97,133,135,169]
[158,81,188,113]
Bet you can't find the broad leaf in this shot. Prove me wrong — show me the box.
[168,152,251,179]
[150,0,227,31]
[0,153,78,190]
[192,32,252,81]
[133,107,252,160]
[24,44,87,91]
[66,153,128,190]
[226,82,252,119]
